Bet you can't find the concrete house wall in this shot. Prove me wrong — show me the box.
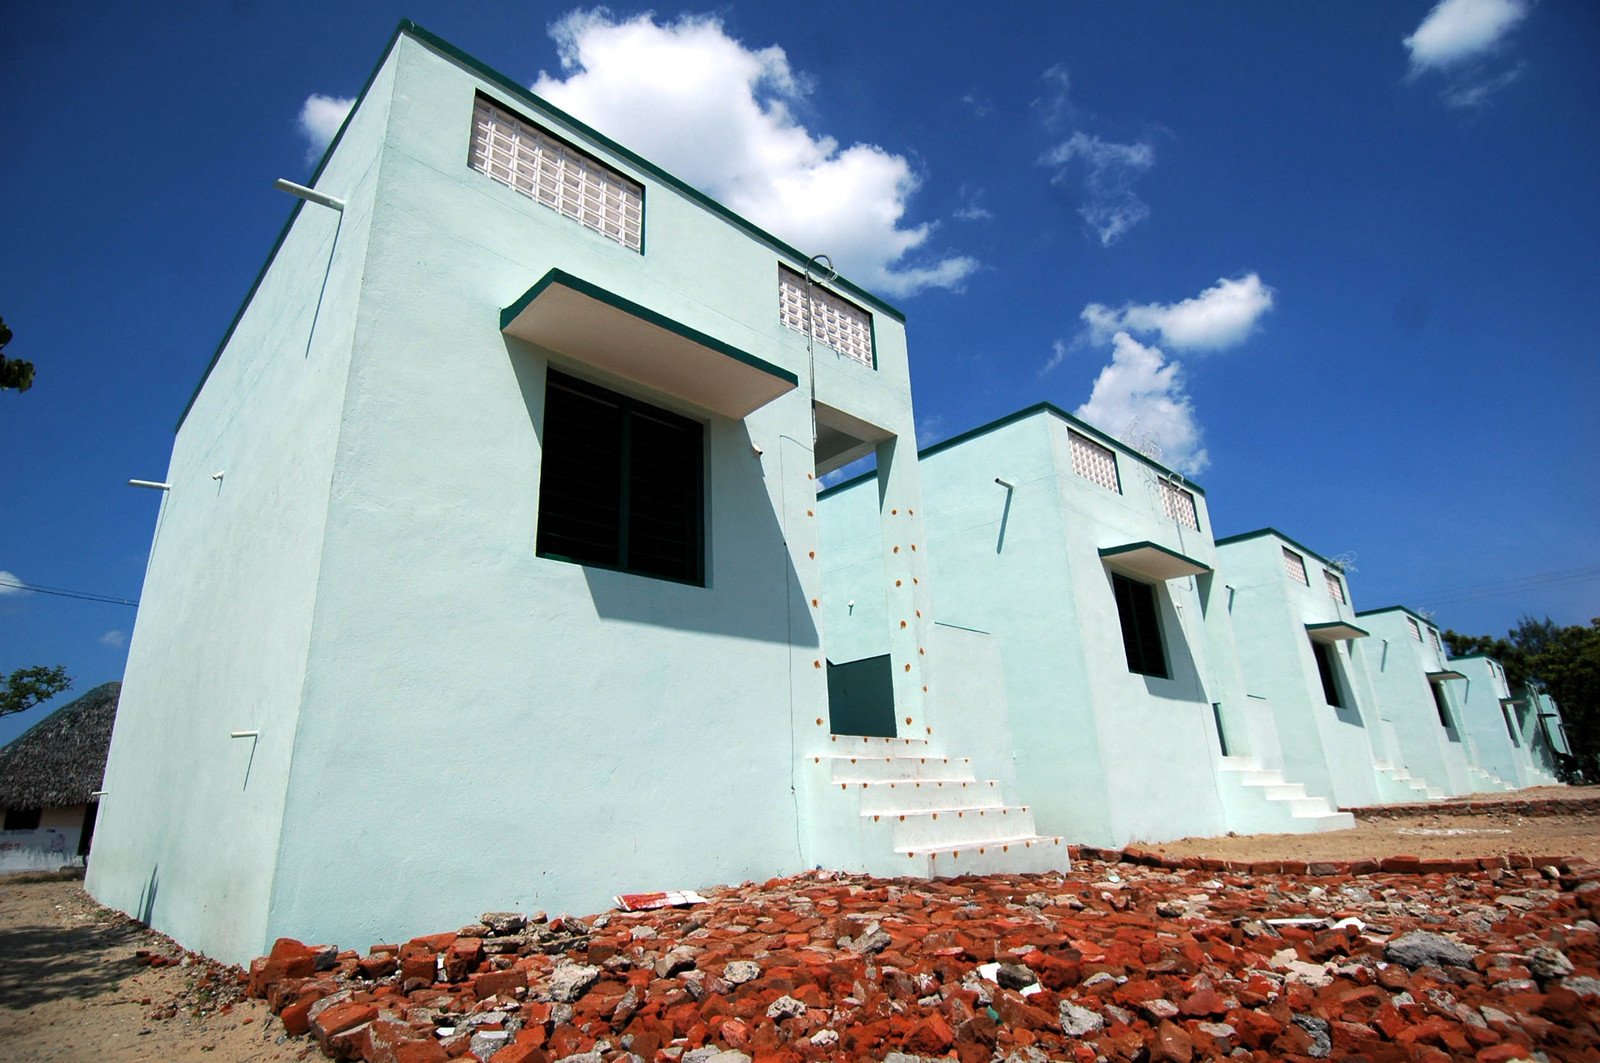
[1354,607,1475,797]
[821,406,1249,848]
[1214,531,1387,810]
[91,24,938,963]
[1449,655,1530,788]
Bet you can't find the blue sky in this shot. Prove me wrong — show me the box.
[2,1,1596,744]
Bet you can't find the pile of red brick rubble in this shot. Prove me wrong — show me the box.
[246,851,1600,1063]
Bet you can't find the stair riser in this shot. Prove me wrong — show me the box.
[863,806,1038,849]
[814,756,976,783]
[852,780,1004,813]
[919,839,1069,877]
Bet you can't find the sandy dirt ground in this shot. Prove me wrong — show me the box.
[0,871,307,1062]
[1,788,1595,1061]
[1147,785,1600,865]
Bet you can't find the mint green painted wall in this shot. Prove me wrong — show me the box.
[86,58,398,962]
[1449,656,1527,785]
[824,410,1245,847]
[1355,610,1474,796]
[259,37,932,953]
[1215,534,1384,809]
[91,30,933,963]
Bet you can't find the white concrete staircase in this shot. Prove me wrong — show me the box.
[1213,756,1355,834]
[1465,765,1516,793]
[802,735,1068,877]
[1372,760,1447,802]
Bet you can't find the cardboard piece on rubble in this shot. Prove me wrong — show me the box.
[614,890,709,912]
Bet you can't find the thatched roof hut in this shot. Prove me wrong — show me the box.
[0,682,119,809]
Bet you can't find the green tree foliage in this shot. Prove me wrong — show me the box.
[0,317,36,392]
[0,665,72,717]
[1449,616,1600,783]
[1528,618,1600,783]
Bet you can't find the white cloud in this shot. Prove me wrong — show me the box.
[0,570,21,594]
[1404,0,1529,72]
[297,94,355,163]
[1040,339,1069,377]
[1076,332,1208,475]
[1042,132,1155,247]
[99,629,128,649]
[953,186,993,222]
[531,11,976,297]
[1081,273,1274,352]
[1440,62,1525,108]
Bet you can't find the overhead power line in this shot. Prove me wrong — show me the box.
[1398,564,1600,611]
[0,576,139,607]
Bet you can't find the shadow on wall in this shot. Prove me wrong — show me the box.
[1141,583,1208,706]
[137,865,159,926]
[508,342,818,646]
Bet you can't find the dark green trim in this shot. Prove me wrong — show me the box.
[501,268,799,387]
[818,401,1209,500]
[1353,604,1438,632]
[1097,541,1213,576]
[1306,620,1370,640]
[403,22,903,322]
[1214,527,1343,572]
[176,17,895,434]
[174,24,406,432]
[1448,652,1500,663]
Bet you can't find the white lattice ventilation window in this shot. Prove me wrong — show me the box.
[469,98,643,252]
[1159,480,1199,530]
[1324,569,1346,604]
[1429,628,1442,652]
[778,268,873,367]
[1407,616,1422,641]
[1068,430,1121,493]
[1282,547,1308,585]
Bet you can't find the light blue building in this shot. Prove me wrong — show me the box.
[1212,530,1433,809]
[819,406,1352,848]
[1353,606,1482,798]
[87,23,1061,964]
[1515,686,1570,784]
[1447,655,1543,790]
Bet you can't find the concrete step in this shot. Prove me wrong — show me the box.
[804,740,1069,879]
[823,734,937,757]
[1215,760,1354,837]
[812,753,975,783]
[1291,810,1357,832]
[906,835,1069,877]
[863,805,1036,850]
[850,778,1004,814]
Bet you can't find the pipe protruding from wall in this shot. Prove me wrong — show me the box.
[995,477,1016,491]
[274,178,345,212]
[128,479,171,490]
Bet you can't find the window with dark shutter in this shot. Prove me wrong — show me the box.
[1112,573,1168,678]
[1311,640,1343,707]
[537,370,704,585]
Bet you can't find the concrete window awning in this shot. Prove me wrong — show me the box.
[1427,669,1467,683]
[1306,620,1369,643]
[1098,541,1211,582]
[501,269,798,419]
